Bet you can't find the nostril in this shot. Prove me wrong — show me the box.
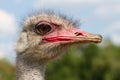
[74,32,83,36]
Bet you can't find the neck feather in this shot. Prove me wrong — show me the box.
[16,55,46,80]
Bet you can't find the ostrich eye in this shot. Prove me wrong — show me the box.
[35,24,52,35]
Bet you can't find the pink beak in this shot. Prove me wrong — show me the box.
[43,27,102,44]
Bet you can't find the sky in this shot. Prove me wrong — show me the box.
[0,0,120,63]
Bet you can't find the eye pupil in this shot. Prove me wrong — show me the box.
[40,24,50,31]
[35,24,52,35]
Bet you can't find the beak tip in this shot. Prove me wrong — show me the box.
[98,34,103,39]
[95,34,103,43]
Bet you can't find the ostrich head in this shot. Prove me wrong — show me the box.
[16,12,102,63]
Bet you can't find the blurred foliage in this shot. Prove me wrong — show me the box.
[0,40,120,80]
[46,40,120,80]
[0,59,15,80]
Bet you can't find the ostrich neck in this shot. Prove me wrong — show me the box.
[16,55,46,80]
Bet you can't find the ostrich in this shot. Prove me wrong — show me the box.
[16,12,102,80]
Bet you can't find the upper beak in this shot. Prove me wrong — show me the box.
[73,32,102,43]
[70,27,102,43]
